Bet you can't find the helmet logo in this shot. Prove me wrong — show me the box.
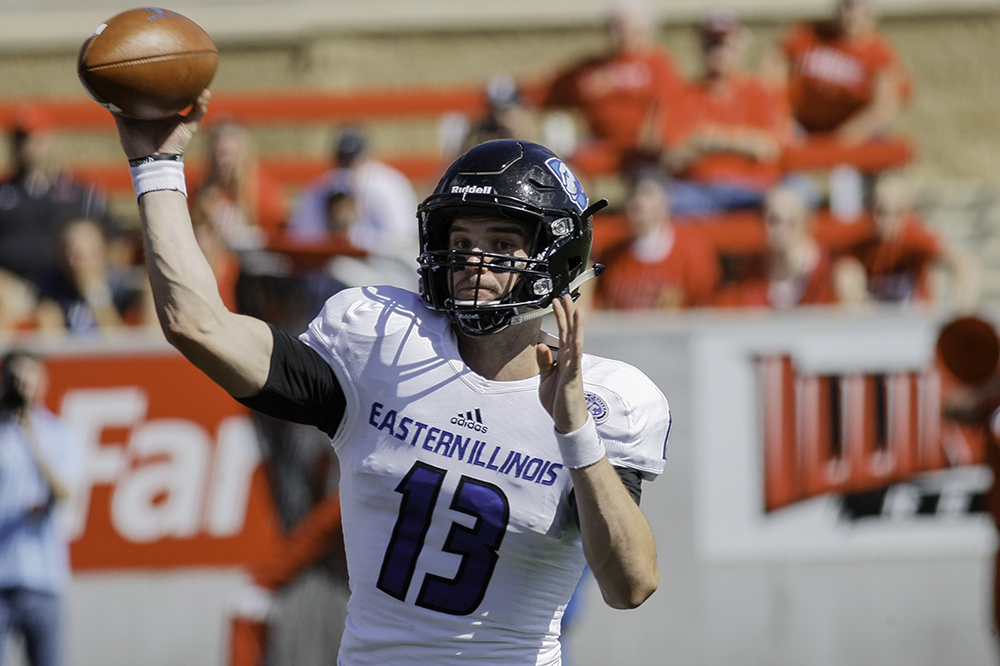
[544,157,589,212]
[450,184,494,194]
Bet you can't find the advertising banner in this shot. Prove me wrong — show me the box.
[691,312,994,561]
[34,339,280,570]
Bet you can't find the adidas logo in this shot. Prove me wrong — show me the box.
[451,408,488,434]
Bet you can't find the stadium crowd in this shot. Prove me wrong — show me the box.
[0,0,979,340]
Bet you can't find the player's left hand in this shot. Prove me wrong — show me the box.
[536,294,590,434]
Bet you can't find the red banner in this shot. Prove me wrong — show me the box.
[41,347,280,570]
[758,355,985,512]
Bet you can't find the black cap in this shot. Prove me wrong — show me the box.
[335,129,366,167]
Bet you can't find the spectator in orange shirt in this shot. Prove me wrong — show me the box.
[716,186,840,308]
[541,0,681,170]
[770,0,911,143]
[595,167,719,309]
[662,11,790,217]
[190,117,287,251]
[847,175,979,308]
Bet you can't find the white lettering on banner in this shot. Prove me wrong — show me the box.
[112,419,211,543]
[58,387,261,545]
[61,388,148,539]
[204,417,260,537]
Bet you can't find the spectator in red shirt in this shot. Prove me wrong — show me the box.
[769,0,911,144]
[595,167,720,309]
[847,175,979,308]
[716,186,840,308]
[541,0,681,170]
[662,11,791,216]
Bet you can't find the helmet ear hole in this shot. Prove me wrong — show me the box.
[566,255,583,274]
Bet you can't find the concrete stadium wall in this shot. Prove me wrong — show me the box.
[3,308,995,666]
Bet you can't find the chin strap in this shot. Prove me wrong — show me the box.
[509,263,605,326]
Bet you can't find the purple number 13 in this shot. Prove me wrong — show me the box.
[376,461,510,615]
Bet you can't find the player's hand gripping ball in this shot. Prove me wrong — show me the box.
[78,7,218,120]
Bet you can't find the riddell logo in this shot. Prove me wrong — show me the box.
[451,408,488,433]
[451,185,493,195]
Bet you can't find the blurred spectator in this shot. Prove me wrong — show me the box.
[287,128,418,275]
[715,186,840,308]
[192,214,242,313]
[0,106,125,289]
[190,118,287,251]
[459,74,538,154]
[0,350,82,666]
[845,174,979,308]
[227,418,347,666]
[768,0,911,144]
[541,0,681,169]
[34,218,153,334]
[594,167,719,309]
[661,11,790,216]
[0,269,38,333]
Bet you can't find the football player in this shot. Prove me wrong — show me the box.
[113,91,670,665]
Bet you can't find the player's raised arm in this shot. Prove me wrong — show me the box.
[113,91,273,397]
[537,295,659,609]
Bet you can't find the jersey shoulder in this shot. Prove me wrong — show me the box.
[300,286,448,375]
[581,354,671,479]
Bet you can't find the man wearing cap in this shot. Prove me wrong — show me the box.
[286,128,419,288]
[661,12,790,217]
[0,107,123,289]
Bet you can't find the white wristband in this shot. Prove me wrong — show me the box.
[555,414,606,469]
[129,158,187,199]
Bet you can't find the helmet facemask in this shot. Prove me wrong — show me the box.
[416,140,603,336]
[420,210,578,335]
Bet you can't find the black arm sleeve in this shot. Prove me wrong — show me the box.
[235,323,347,439]
[569,466,644,529]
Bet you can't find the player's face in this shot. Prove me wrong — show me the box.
[448,217,532,303]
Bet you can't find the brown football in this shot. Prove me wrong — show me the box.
[78,7,218,120]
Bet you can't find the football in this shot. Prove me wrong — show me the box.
[78,7,218,120]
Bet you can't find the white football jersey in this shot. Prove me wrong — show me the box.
[301,286,670,666]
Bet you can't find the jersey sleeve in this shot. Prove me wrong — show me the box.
[297,286,434,450]
[235,323,347,439]
[584,358,671,480]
